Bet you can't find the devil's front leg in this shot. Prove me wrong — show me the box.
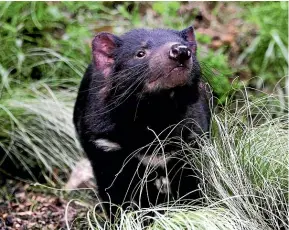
[87,145,137,222]
[167,94,211,203]
[168,156,202,203]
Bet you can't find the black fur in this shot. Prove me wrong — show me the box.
[73,27,211,221]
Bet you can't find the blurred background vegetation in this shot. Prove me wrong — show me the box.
[0,1,288,184]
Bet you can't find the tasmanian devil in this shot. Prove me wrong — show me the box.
[73,26,211,221]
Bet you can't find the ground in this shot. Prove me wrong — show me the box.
[0,180,90,229]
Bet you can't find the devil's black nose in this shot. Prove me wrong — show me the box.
[169,44,191,62]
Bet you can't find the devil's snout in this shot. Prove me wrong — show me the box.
[169,44,191,63]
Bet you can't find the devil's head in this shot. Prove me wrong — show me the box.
[92,26,201,96]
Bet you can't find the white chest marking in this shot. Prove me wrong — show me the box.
[94,139,121,152]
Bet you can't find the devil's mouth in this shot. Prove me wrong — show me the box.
[145,65,190,91]
[169,65,188,73]
[148,65,189,83]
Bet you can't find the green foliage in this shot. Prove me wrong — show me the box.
[199,49,239,103]
[117,3,141,26]
[0,1,124,93]
[152,2,192,29]
[152,2,180,16]
[196,32,212,45]
[238,2,288,84]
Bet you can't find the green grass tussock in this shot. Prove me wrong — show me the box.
[0,84,82,183]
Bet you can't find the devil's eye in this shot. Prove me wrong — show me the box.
[136,50,146,58]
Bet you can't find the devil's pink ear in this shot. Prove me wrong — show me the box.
[92,32,121,78]
[180,26,197,53]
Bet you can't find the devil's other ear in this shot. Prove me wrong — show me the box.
[180,26,197,53]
